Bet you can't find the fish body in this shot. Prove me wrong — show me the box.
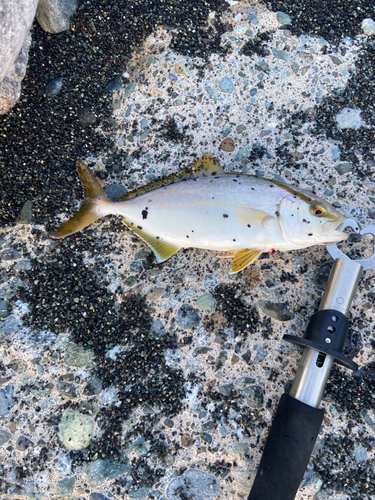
[52,156,348,273]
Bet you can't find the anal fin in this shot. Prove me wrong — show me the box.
[121,218,181,263]
[230,249,262,274]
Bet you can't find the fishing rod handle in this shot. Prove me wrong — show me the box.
[248,393,324,500]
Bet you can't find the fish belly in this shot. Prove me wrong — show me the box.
[112,176,289,251]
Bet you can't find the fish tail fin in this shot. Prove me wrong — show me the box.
[51,161,109,239]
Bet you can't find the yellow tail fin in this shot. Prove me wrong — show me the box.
[51,161,107,239]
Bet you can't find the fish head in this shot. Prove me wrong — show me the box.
[277,187,348,248]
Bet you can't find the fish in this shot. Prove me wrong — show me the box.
[51,155,348,273]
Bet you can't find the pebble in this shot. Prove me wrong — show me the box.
[85,459,131,487]
[126,488,150,500]
[176,304,201,330]
[0,316,22,337]
[16,435,34,451]
[235,144,252,161]
[329,55,343,65]
[105,184,128,200]
[253,346,267,364]
[331,146,341,160]
[45,77,64,96]
[147,286,166,302]
[59,409,94,450]
[105,75,122,92]
[0,384,14,417]
[247,8,259,25]
[127,437,148,457]
[0,429,11,446]
[335,108,365,130]
[272,49,289,61]
[219,76,234,94]
[228,443,249,460]
[369,210,375,220]
[124,83,136,97]
[83,376,103,396]
[0,298,7,320]
[242,385,264,408]
[167,469,219,500]
[196,294,216,313]
[64,342,96,369]
[17,200,34,224]
[0,249,21,261]
[90,494,110,500]
[8,358,27,373]
[56,477,75,497]
[334,162,352,175]
[193,347,213,357]
[218,383,233,396]
[175,61,190,77]
[354,445,368,464]
[276,11,291,25]
[55,455,72,475]
[221,138,235,152]
[78,106,97,125]
[233,467,254,492]
[258,300,295,321]
[361,18,375,34]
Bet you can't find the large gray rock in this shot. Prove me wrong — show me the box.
[36,0,77,34]
[0,0,38,114]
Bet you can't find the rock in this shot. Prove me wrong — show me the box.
[329,55,343,65]
[17,200,34,224]
[147,286,166,302]
[45,77,64,96]
[241,350,251,364]
[0,384,14,417]
[221,138,235,152]
[257,300,294,321]
[78,106,97,125]
[235,144,253,162]
[218,383,233,396]
[181,433,195,447]
[196,294,216,313]
[83,376,102,396]
[0,0,38,114]
[361,18,375,34]
[105,184,128,201]
[55,455,72,475]
[176,304,200,330]
[354,444,368,463]
[8,358,28,373]
[0,429,12,446]
[228,443,249,460]
[124,83,136,97]
[219,77,234,94]
[175,61,190,77]
[0,249,22,261]
[233,467,255,492]
[201,432,212,443]
[36,0,77,34]
[127,437,148,457]
[331,146,341,160]
[85,459,131,487]
[369,210,375,220]
[193,347,213,357]
[16,436,34,451]
[164,418,174,428]
[243,385,264,408]
[65,343,95,369]
[276,12,291,25]
[105,75,122,92]
[334,162,352,175]
[56,381,78,399]
[247,8,259,25]
[335,108,365,130]
[271,49,289,61]
[90,494,110,500]
[0,299,7,320]
[167,469,219,500]
[56,477,75,497]
[0,316,22,338]
[253,346,267,364]
[126,488,150,500]
[59,409,94,450]
[201,420,215,431]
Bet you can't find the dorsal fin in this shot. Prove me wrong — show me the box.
[119,155,225,202]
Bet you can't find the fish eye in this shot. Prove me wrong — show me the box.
[310,204,326,217]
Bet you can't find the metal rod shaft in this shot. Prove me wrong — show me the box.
[290,258,363,408]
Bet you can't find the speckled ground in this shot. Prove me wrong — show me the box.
[1,1,375,499]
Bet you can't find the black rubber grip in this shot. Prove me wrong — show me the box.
[248,393,324,500]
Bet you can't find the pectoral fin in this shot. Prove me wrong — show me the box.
[234,207,274,228]
[230,249,262,273]
[121,218,181,262]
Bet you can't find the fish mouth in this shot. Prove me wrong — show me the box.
[323,218,349,243]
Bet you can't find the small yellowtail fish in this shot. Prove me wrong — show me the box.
[51,155,348,273]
